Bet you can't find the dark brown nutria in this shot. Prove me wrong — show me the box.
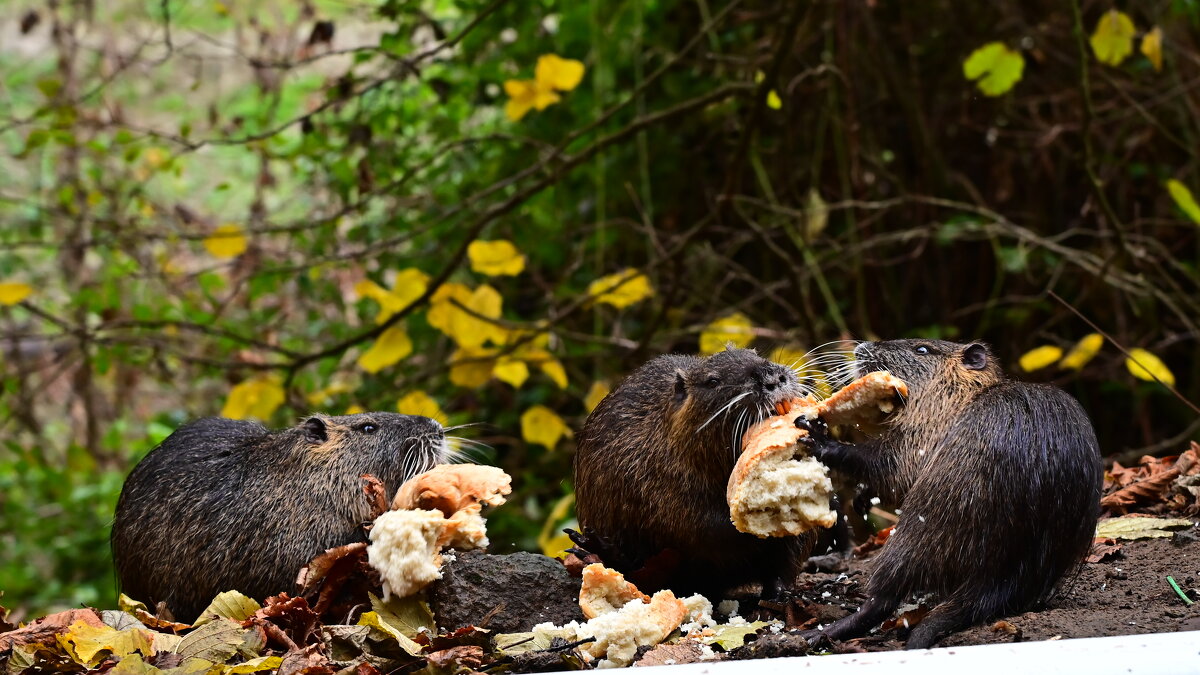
[573,347,815,596]
[112,412,447,621]
[798,339,1102,649]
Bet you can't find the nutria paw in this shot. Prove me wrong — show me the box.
[796,628,832,650]
[795,416,845,464]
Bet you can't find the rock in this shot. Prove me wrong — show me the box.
[431,551,583,633]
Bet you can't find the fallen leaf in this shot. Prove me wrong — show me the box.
[228,655,284,673]
[1095,515,1193,540]
[194,591,262,627]
[493,627,579,656]
[175,618,248,663]
[1087,537,1123,563]
[699,621,773,650]
[699,313,756,354]
[468,239,526,276]
[1125,348,1175,387]
[357,611,423,657]
[0,608,105,652]
[426,645,486,670]
[1090,10,1136,67]
[57,620,155,666]
[278,644,331,675]
[1101,466,1182,512]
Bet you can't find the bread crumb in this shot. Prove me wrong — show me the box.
[367,509,446,600]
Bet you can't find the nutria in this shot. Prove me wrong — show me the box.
[111,412,447,620]
[573,347,814,596]
[798,339,1102,649]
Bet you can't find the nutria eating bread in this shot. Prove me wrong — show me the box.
[574,347,815,596]
[798,339,1102,649]
[111,412,447,620]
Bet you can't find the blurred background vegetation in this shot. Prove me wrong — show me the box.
[1,0,1198,620]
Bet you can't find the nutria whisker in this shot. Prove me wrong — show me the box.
[696,391,752,432]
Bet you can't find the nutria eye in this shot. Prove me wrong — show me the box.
[360,423,378,434]
[705,376,721,387]
[914,345,930,355]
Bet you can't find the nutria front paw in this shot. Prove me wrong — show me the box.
[795,416,844,465]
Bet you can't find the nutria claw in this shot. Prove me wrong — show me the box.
[794,415,829,442]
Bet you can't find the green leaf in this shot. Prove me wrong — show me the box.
[1096,516,1193,540]
[962,42,1024,96]
[1166,179,1200,225]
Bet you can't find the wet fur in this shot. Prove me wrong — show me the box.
[574,348,814,595]
[806,339,1102,648]
[111,412,446,621]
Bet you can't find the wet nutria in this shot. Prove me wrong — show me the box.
[574,347,814,596]
[798,339,1102,649]
[112,412,447,621]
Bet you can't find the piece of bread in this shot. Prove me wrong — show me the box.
[579,563,650,620]
[576,589,687,666]
[366,508,447,600]
[392,464,512,515]
[727,371,908,538]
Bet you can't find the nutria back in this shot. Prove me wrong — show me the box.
[112,412,446,620]
[574,348,814,595]
[805,339,1102,648]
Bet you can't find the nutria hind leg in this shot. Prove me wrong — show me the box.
[905,585,1007,650]
[800,592,902,644]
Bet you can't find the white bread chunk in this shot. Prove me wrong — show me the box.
[367,508,446,600]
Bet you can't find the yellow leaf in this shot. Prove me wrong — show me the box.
[521,405,572,450]
[449,347,497,387]
[228,656,284,674]
[0,281,33,305]
[583,380,611,413]
[59,621,155,666]
[699,312,756,354]
[766,90,782,110]
[1166,179,1200,225]
[539,357,568,389]
[1090,10,1136,67]
[535,54,586,92]
[1059,333,1104,370]
[221,376,285,420]
[468,239,526,276]
[194,590,261,626]
[108,653,161,675]
[804,188,828,241]
[588,269,654,309]
[346,404,365,415]
[537,492,576,558]
[1141,26,1163,72]
[357,269,430,324]
[1018,345,1063,372]
[962,42,1025,96]
[307,381,353,406]
[1126,348,1175,387]
[203,224,248,259]
[358,324,413,373]
[493,356,530,388]
[504,79,560,121]
[397,390,449,426]
[427,283,505,348]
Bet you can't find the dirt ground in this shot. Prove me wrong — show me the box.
[777,525,1200,652]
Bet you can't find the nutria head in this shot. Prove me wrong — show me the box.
[853,339,1003,398]
[290,412,448,494]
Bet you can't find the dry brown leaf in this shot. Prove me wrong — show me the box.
[880,604,930,632]
[0,608,105,651]
[1101,466,1182,512]
[1087,537,1123,563]
[633,640,708,667]
[426,645,486,669]
[278,643,333,675]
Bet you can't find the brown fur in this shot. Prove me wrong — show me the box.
[111,412,446,621]
[574,348,815,596]
[803,339,1102,648]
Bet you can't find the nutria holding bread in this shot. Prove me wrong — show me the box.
[112,412,447,620]
[574,347,815,596]
[798,339,1102,649]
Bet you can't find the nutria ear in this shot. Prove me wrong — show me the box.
[303,416,328,443]
[674,371,688,403]
[962,343,989,370]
